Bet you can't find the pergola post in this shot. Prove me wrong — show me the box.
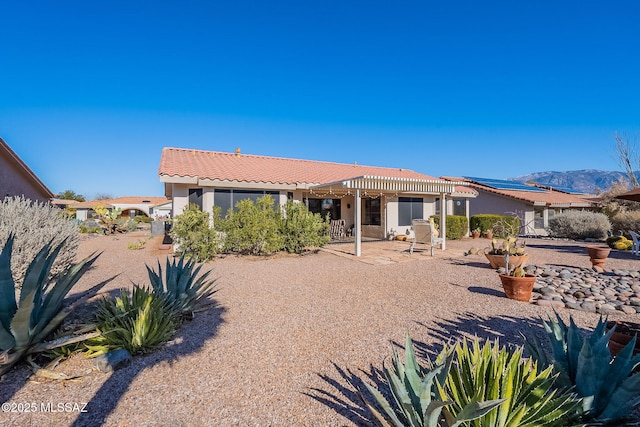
[439,193,446,250]
[354,188,362,256]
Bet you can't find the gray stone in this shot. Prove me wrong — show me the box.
[599,303,617,313]
[565,302,583,310]
[620,305,637,315]
[540,287,557,296]
[630,297,640,307]
[94,349,132,373]
[559,270,573,279]
[573,291,586,299]
[580,302,597,312]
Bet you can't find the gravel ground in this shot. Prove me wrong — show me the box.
[2,231,640,426]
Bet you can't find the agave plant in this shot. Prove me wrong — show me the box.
[146,255,217,318]
[87,285,176,356]
[524,312,640,424]
[440,338,581,427]
[0,234,100,375]
[352,334,505,427]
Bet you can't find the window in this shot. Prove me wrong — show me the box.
[188,188,203,210]
[214,189,280,216]
[362,198,381,225]
[398,197,423,226]
[534,207,544,229]
[453,198,466,216]
[435,198,440,215]
[308,198,341,220]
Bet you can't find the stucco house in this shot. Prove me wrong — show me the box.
[71,196,171,221]
[158,147,476,256]
[443,176,597,236]
[0,137,53,203]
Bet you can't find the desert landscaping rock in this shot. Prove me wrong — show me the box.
[531,264,640,314]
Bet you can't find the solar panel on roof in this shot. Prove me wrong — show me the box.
[545,185,585,195]
[464,177,547,193]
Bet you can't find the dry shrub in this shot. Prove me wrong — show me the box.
[0,196,79,288]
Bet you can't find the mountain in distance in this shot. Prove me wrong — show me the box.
[508,170,635,194]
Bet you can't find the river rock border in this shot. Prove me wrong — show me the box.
[507,265,640,314]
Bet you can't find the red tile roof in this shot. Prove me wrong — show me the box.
[159,147,438,185]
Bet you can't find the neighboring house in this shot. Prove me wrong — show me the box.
[71,196,171,221]
[0,137,53,203]
[443,176,597,236]
[158,147,477,256]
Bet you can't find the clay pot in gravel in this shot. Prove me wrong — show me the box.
[606,320,640,358]
[586,245,611,269]
[499,274,536,302]
[486,253,529,269]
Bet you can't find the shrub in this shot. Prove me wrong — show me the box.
[170,204,221,262]
[470,214,520,238]
[134,215,152,224]
[0,196,79,288]
[127,240,146,250]
[279,201,330,253]
[609,210,640,235]
[430,215,468,240]
[88,286,177,356]
[547,210,611,240]
[606,235,633,250]
[0,234,101,375]
[217,195,284,255]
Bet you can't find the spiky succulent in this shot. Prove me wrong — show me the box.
[524,312,640,424]
[87,285,176,356]
[0,234,100,375]
[352,334,505,427]
[440,338,581,427]
[146,255,217,319]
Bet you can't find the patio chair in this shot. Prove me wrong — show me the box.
[330,219,346,240]
[409,219,443,256]
[629,230,640,256]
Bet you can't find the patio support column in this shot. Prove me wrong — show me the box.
[439,193,446,250]
[354,189,362,256]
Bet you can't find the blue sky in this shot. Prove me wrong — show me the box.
[1,1,639,198]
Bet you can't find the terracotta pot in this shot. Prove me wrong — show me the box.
[485,253,529,269]
[586,245,611,268]
[499,273,536,302]
[606,320,640,357]
[484,232,493,239]
[472,232,480,239]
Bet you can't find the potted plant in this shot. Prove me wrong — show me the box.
[471,227,481,239]
[606,320,640,358]
[586,244,611,269]
[485,236,529,269]
[483,229,493,239]
[499,265,536,302]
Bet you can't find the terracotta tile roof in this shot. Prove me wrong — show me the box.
[158,147,438,185]
[447,177,595,207]
[71,196,169,209]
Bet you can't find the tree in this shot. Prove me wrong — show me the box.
[95,193,113,200]
[57,189,85,202]
[614,132,640,188]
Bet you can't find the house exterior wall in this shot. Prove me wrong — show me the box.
[470,190,552,236]
[167,183,464,240]
[0,153,51,203]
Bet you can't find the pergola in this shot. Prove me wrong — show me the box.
[309,175,463,256]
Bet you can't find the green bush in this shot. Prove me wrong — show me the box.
[88,286,177,356]
[134,215,152,224]
[431,215,468,240]
[279,201,330,253]
[470,214,520,238]
[0,196,79,288]
[217,195,284,255]
[547,211,611,240]
[170,204,222,262]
